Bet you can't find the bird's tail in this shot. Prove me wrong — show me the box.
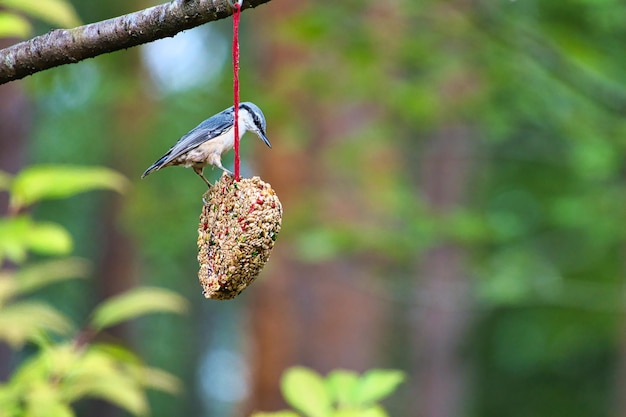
[141,165,157,179]
[141,154,169,178]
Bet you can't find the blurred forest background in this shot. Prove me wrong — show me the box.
[1,0,626,416]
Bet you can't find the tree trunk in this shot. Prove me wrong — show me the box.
[412,126,474,417]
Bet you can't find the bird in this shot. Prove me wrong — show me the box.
[141,102,271,187]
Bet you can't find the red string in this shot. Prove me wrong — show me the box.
[232,2,241,181]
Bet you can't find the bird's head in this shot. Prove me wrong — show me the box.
[240,102,271,148]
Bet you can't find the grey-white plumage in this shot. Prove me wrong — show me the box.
[141,102,270,186]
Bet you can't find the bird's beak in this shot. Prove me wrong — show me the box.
[257,130,271,148]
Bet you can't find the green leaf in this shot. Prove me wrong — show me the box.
[0,301,74,347]
[79,344,181,395]
[0,0,80,28]
[354,370,405,406]
[140,367,182,395]
[281,367,331,417]
[0,383,22,416]
[10,165,128,210]
[90,343,141,364]
[0,217,30,264]
[16,258,89,295]
[72,360,147,416]
[0,12,31,38]
[86,377,147,416]
[90,287,188,331]
[0,217,73,265]
[25,383,75,417]
[326,369,359,406]
[7,347,58,386]
[50,346,148,415]
[26,221,73,256]
[251,412,301,417]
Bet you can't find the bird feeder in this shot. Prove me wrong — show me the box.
[197,174,282,299]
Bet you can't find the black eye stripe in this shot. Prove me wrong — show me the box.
[240,103,264,132]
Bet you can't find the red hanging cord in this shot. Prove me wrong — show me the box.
[232,1,242,181]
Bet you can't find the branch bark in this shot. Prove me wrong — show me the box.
[0,0,271,85]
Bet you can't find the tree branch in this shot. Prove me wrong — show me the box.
[0,0,271,85]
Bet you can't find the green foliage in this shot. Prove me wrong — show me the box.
[9,165,128,212]
[0,165,187,416]
[0,12,30,38]
[0,301,73,347]
[1,342,179,417]
[0,0,80,38]
[0,216,72,265]
[0,165,127,265]
[281,367,332,417]
[252,367,405,417]
[14,258,90,295]
[90,287,188,331]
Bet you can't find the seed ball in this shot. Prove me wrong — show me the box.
[197,174,282,300]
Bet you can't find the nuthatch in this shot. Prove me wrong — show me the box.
[141,102,270,186]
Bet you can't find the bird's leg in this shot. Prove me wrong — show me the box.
[220,166,234,177]
[193,167,213,188]
[210,155,234,177]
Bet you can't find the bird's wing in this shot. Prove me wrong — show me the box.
[156,109,234,167]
